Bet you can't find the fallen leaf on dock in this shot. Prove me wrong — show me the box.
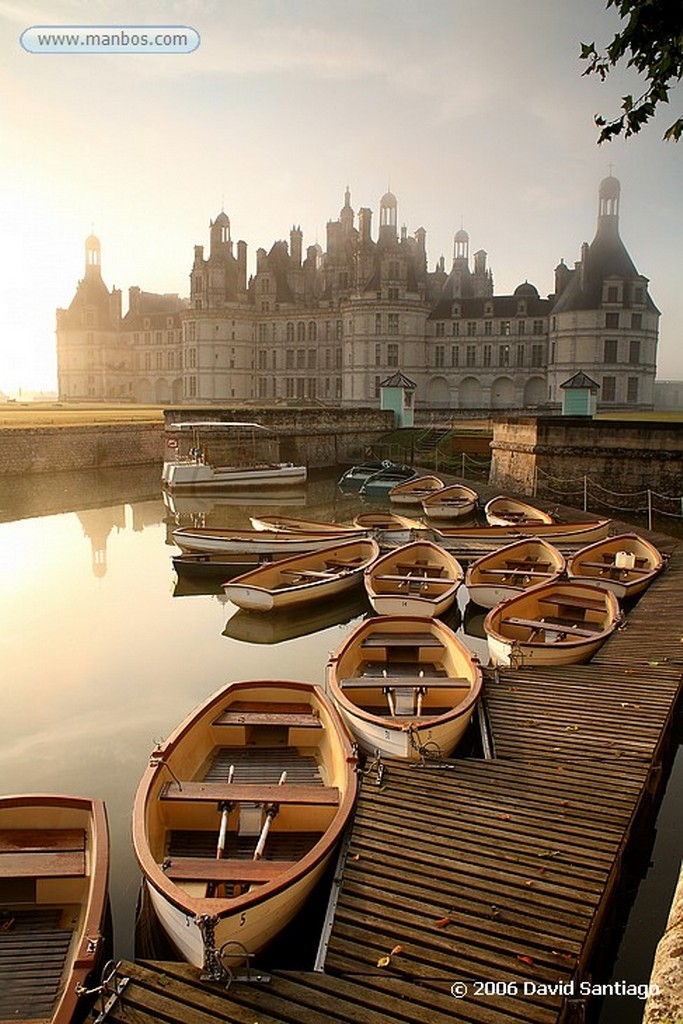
[377,955,391,968]
[435,916,451,928]
[391,945,404,956]
[538,849,561,858]
[517,955,535,966]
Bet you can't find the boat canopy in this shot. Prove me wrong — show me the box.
[168,421,270,431]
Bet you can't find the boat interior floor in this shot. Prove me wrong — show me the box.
[205,745,325,785]
[0,907,73,1019]
[168,830,323,861]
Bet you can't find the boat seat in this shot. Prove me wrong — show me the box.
[163,857,298,884]
[213,703,322,729]
[499,616,600,638]
[339,676,472,690]
[360,632,444,648]
[478,568,550,577]
[539,594,607,611]
[576,560,651,574]
[0,829,86,878]
[161,781,339,805]
[279,568,340,579]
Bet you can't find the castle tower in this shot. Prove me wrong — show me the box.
[378,190,397,245]
[85,234,101,276]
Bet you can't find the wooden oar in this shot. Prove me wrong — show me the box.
[253,771,287,861]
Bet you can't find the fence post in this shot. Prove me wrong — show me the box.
[583,475,588,512]
[461,452,465,478]
[647,489,652,532]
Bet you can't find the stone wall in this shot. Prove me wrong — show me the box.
[0,423,165,476]
[0,408,396,476]
[490,417,683,497]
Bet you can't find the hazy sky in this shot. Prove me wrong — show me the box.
[1,0,681,394]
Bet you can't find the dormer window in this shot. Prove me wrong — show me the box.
[451,303,461,318]
[484,303,493,317]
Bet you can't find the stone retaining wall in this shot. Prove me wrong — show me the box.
[0,422,165,475]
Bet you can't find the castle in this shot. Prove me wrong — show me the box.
[56,176,658,411]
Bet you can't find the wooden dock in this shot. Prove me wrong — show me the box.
[89,548,681,1023]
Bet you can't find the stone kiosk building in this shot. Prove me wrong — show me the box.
[56,177,658,412]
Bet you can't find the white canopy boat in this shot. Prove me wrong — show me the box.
[162,421,307,491]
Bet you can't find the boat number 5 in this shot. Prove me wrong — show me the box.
[240,913,247,928]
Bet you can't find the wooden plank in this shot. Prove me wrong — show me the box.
[360,633,444,648]
[339,676,472,690]
[164,857,297,882]
[539,594,607,611]
[213,710,322,728]
[0,850,85,878]
[160,781,339,805]
[499,617,599,637]
[0,829,85,854]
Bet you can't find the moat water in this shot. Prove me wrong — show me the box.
[0,464,679,1023]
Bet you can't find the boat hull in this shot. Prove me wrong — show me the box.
[433,518,611,551]
[389,475,444,505]
[484,496,554,527]
[465,538,566,609]
[327,616,481,762]
[0,794,109,1024]
[566,533,664,600]
[365,540,463,619]
[132,680,357,970]
[173,527,363,555]
[421,485,478,520]
[164,462,307,490]
[224,539,379,612]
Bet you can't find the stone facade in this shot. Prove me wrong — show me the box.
[56,178,659,412]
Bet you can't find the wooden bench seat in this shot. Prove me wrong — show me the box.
[339,676,472,690]
[500,616,600,638]
[576,560,651,574]
[539,594,607,611]
[161,782,339,805]
[213,702,322,730]
[372,574,455,585]
[478,568,551,577]
[360,632,444,648]
[164,857,298,884]
[0,829,86,878]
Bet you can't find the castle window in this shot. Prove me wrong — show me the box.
[297,322,306,342]
[627,377,639,403]
[335,347,342,369]
[606,285,619,303]
[629,339,641,364]
[500,321,511,336]
[144,352,152,370]
[286,322,294,343]
[134,333,140,344]
[387,343,399,367]
[156,352,163,369]
[531,344,543,367]
[500,344,510,367]
[388,313,399,335]
[286,378,295,398]
[262,278,270,293]
[258,350,267,370]
[156,332,162,344]
[388,287,399,301]
[166,331,173,344]
[435,322,445,338]
[144,332,151,345]
[483,344,492,367]
[602,376,616,402]
[308,378,317,399]
[484,321,492,336]
[633,287,644,305]
[451,345,459,367]
[484,303,493,317]
[532,319,544,335]
[435,346,445,368]
[167,352,175,370]
[374,376,381,399]
[308,321,317,342]
[451,304,461,318]
[375,344,381,366]
[286,349,294,369]
[467,322,476,336]
[516,344,525,367]
[631,313,642,330]
[258,324,267,343]
[466,345,476,367]
[604,339,618,363]
[308,349,317,369]
[605,312,619,329]
[518,320,526,335]
[336,320,342,340]
[297,349,305,369]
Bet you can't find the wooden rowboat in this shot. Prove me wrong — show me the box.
[338,460,393,491]
[484,580,621,668]
[172,551,293,581]
[432,518,612,552]
[132,680,357,974]
[567,532,665,600]
[421,484,479,520]
[484,495,554,527]
[465,538,566,609]
[172,526,365,555]
[0,795,109,1024]
[327,616,481,761]
[224,537,380,612]
[389,475,445,505]
[359,464,419,497]
[364,540,464,618]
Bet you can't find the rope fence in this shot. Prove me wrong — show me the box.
[534,466,683,530]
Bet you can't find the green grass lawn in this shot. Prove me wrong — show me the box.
[0,403,166,428]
